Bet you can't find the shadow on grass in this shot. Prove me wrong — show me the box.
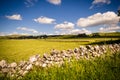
[89,39,120,45]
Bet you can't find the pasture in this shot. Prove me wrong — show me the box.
[0,38,119,62]
[22,52,120,80]
[0,37,120,80]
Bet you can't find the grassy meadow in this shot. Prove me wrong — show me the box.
[21,51,120,80]
[0,33,120,80]
[0,37,119,62]
[1,50,120,80]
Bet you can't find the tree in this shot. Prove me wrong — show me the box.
[77,33,88,37]
[92,33,100,37]
[118,9,120,16]
[118,9,120,22]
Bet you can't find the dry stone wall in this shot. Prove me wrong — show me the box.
[0,43,120,78]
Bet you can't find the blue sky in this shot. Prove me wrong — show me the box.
[0,0,120,35]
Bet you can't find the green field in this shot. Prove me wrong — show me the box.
[21,52,120,80]
[0,37,120,80]
[1,50,120,80]
[0,38,119,62]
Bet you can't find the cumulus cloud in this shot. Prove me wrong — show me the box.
[24,0,38,7]
[47,0,61,5]
[99,24,120,32]
[17,27,38,33]
[34,16,56,24]
[77,11,120,33]
[69,28,92,35]
[55,21,74,30]
[90,0,111,9]
[77,11,119,27]
[55,28,91,35]
[6,14,22,20]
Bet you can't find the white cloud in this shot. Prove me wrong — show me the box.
[0,32,6,36]
[69,29,81,34]
[69,28,92,35]
[93,0,111,4]
[34,16,56,24]
[9,32,18,35]
[6,14,22,20]
[8,32,30,35]
[24,0,38,7]
[19,33,30,35]
[0,32,30,36]
[77,11,119,27]
[99,24,120,32]
[8,32,20,35]
[90,0,111,9]
[17,27,38,33]
[0,31,47,36]
[55,28,91,35]
[55,21,74,30]
[47,0,61,5]
[54,31,60,35]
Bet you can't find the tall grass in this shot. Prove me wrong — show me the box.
[18,51,120,80]
[0,48,120,80]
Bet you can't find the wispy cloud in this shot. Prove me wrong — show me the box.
[90,0,111,9]
[0,32,29,36]
[47,0,61,5]
[17,27,38,33]
[6,14,22,20]
[34,16,56,24]
[0,32,7,36]
[24,0,38,7]
[55,21,74,30]
[7,32,31,35]
[77,11,119,27]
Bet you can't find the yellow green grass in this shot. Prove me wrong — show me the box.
[22,51,120,80]
[1,50,120,80]
[0,37,120,80]
[0,38,119,62]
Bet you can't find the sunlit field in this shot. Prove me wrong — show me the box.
[0,38,119,62]
[21,52,120,80]
[1,0,120,79]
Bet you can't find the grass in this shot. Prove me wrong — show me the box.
[0,37,120,80]
[0,39,87,62]
[1,50,120,80]
[19,51,120,80]
[0,38,119,62]
[90,39,120,45]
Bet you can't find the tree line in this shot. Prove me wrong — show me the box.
[0,32,120,39]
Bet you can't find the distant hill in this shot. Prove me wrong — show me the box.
[0,32,120,39]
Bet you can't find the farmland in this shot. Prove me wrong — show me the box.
[0,40,120,80]
[0,33,120,80]
[0,37,119,62]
